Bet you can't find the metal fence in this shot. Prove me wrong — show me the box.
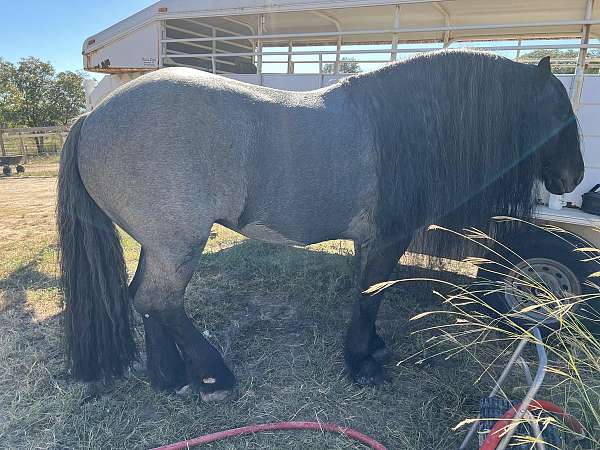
[0,126,68,162]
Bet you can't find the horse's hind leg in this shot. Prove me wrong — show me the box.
[345,236,410,385]
[132,238,236,400]
[130,249,187,391]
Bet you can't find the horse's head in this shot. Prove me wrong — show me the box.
[533,57,584,195]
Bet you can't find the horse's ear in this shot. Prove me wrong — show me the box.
[537,56,552,78]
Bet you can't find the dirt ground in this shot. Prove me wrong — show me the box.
[0,166,595,449]
[0,177,57,246]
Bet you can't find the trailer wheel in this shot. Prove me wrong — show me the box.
[2,165,11,176]
[16,164,25,173]
[476,229,600,338]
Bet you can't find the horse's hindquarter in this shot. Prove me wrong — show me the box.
[77,69,259,246]
[237,87,373,246]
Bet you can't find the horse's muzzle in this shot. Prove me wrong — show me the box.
[544,171,583,195]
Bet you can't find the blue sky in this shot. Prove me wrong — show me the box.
[0,1,156,78]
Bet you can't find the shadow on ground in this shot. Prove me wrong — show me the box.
[0,238,486,449]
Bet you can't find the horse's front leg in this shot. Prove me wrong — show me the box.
[344,236,410,385]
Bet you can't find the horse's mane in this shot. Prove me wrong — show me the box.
[345,49,544,259]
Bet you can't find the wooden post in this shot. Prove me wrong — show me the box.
[0,125,5,157]
[19,133,28,163]
[57,129,64,151]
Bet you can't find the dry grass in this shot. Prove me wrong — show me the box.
[375,225,600,449]
[1,175,562,449]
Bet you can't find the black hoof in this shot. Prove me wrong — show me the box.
[189,362,237,399]
[347,355,385,386]
[147,360,188,392]
[175,383,235,402]
[175,361,236,401]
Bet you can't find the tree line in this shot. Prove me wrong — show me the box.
[521,49,600,74]
[0,57,87,129]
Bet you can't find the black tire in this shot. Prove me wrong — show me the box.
[2,165,11,176]
[16,165,25,173]
[475,229,600,338]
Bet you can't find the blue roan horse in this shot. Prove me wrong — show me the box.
[57,50,583,400]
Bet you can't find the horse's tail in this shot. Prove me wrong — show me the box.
[57,114,137,381]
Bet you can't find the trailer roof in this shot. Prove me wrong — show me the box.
[84,0,600,56]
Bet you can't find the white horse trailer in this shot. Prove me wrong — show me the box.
[83,0,600,316]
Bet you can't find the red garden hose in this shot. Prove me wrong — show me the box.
[151,421,387,450]
[480,399,584,450]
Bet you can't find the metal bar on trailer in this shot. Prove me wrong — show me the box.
[166,23,253,51]
[159,20,167,68]
[257,14,264,82]
[164,51,237,67]
[287,40,294,73]
[212,27,217,74]
[220,16,255,36]
[181,18,252,40]
[159,18,600,44]
[160,44,600,59]
[318,53,323,83]
[571,0,595,112]
[165,56,395,65]
[179,19,255,50]
[433,2,450,47]
[162,43,600,60]
[164,60,235,71]
[335,37,342,73]
[166,23,212,39]
[311,10,342,73]
[390,5,401,62]
[165,38,251,57]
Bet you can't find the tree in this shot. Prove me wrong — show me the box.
[49,71,86,125]
[520,49,600,74]
[12,57,56,127]
[322,57,362,74]
[0,57,86,128]
[0,59,20,127]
